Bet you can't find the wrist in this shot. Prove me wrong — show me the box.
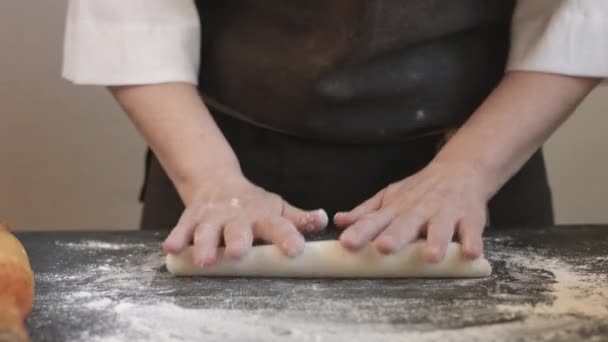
[430,152,500,201]
[172,161,247,205]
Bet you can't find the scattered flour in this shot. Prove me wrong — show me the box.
[69,291,93,299]
[34,237,608,342]
[57,240,147,250]
[84,298,114,310]
[496,254,608,318]
[70,252,608,342]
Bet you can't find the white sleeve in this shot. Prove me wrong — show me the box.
[62,0,201,85]
[508,0,608,77]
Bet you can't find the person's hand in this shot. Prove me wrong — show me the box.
[162,172,328,266]
[334,160,491,262]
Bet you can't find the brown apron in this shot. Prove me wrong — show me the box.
[139,0,554,230]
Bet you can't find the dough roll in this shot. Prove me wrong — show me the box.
[166,240,492,278]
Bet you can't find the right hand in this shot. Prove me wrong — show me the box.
[162,173,328,267]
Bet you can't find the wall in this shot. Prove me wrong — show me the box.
[0,1,606,230]
[0,1,145,230]
[544,88,608,224]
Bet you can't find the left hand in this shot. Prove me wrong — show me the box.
[334,160,491,262]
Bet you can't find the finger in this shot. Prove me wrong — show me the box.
[282,202,328,234]
[223,219,254,260]
[339,208,395,251]
[192,220,224,267]
[334,191,383,228]
[457,212,487,259]
[163,206,200,254]
[253,216,305,257]
[423,215,456,262]
[374,209,428,254]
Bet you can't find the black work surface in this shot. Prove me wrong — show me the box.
[21,226,608,342]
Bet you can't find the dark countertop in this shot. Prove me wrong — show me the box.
[20,226,608,342]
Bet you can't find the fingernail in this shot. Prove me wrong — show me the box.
[287,250,301,258]
[226,248,245,260]
[465,246,480,259]
[199,254,217,267]
[340,234,362,251]
[282,241,304,257]
[333,212,344,224]
[286,246,302,258]
[376,238,396,255]
[301,218,316,233]
[427,247,441,262]
[301,210,328,232]
[315,209,328,226]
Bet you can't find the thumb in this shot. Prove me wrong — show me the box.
[333,190,383,228]
[281,202,328,234]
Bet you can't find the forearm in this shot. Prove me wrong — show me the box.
[109,83,241,204]
[434,71,601,199]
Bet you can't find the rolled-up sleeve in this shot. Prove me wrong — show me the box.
[62,0,201,85]
[508,0,608,77]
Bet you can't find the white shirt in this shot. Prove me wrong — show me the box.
[62,0,608,86]
[508,0,608,77]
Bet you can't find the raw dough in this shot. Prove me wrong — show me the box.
[166,240,492,278]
